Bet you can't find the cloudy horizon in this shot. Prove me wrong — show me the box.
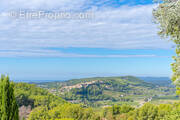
[0,0,175,80]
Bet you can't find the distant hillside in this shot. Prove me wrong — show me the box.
[62,76,154,87]
[37,76,176,107]
[139,77,173,86]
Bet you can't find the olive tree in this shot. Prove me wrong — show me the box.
[153,0,180,94]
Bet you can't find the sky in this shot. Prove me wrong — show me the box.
[0,0,175,81]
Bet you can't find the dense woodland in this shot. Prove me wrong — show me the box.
[9,82,180,120]
[0,75,178,120]
[1,76,172,120]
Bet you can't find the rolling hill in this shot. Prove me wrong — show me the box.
[37,76,176,107]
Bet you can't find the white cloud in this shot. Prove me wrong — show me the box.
[0,0,88,11]
[0,1,173,57]
[0,49,159,58]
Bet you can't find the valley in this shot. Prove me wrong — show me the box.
[36,76,177,107]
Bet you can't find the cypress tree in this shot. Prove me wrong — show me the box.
[0,75,19,120]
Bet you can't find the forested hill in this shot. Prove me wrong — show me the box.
[64,76,153,87]
[37,76,176,107]
[39,76,155,88]
[12,76,177,119]
[65,76,154,86]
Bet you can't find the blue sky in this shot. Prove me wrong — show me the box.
[0,0,175,81]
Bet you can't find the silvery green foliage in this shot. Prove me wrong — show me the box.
[153,0,180,42]
[153,0,180,92]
